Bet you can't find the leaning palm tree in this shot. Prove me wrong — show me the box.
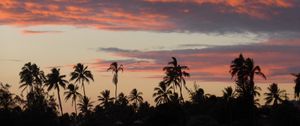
[153,82,172,106]
[77,96,94,115]
[64,84,82,115]
[70,63,94,97]
[128,88,143,106]
[291,73,300,100]
[163,57,190,102]
[264,83,287,106]
[45,68,67,115]
[97,90,114,108]
[19,62,45,93]
[107,62,123,101]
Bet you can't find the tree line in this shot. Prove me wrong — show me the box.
[0,54,300,126]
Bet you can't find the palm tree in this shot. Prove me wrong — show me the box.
[222,86,237,126]
[0,83,15,110]
[163,57,190,102]
[190,87,207,104]
[45,68,67,115]
[77,96,94,115]
[222,86,237,101]
[291,73,300,100]
[128,88,143,106]
[70,63,94,97]
[107,62,123,101]
[115,92,128,106]
[230,54,266,125]
[264,83,287,106]
[19,62,45,93]
[64,84,82,115]
[230,54,266,103]
[97,90,114,108]
[153,82,172,106]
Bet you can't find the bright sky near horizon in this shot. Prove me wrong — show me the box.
[1,0,300,113]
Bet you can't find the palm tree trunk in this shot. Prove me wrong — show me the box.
[57,88,64,116]
[82,81,86,97]
[75,100,77,115]
[115,83,117,102]
[179,84,184,102]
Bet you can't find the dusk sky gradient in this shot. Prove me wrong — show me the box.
[1,0,300,113]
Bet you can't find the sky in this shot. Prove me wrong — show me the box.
[1,0,300,113]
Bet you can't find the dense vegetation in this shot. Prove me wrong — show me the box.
[1,54,300,126]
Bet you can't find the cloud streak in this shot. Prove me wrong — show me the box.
[22,30,63,34]
[96,38,300,83]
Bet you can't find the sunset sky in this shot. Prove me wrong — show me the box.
[1,0,300,113]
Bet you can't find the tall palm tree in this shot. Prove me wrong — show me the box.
[264,83,287,106]
[230,54,266,125]
[77,96,93,115]
[163,57,190,102]
[70,63,94,97]
[291,73,300,100]
[153,82,172,106]
[128,88,143,106]
[19,62,45,93]
[46,68,67,115]
[64,84,82,115]
[107,62,123,101]
[97,90,114,108]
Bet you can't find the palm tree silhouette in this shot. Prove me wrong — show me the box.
[264,83,287,106]
[97,90,114,108]
[190,87,207,104]
[128,88,143,107]
[107,62,123,101]
[222,86,237,126]
[0,83,15,110]
[64,84,82,115]
[45,68,67,116]
[77,96,94,115]
[163,57,190,102]
[230,54,266,103]
[291,73,300,100]
[115,92,128,106]
[222,86,237,101]
[19,62,45,93]
[230,54,266,125]
[70,63,94,97]
[153,82,173,106]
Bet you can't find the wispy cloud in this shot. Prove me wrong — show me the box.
[22,30,63,35]
[0,59,22,62]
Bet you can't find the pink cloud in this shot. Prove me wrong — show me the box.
[0,0,299,33]
[95,39,300,83]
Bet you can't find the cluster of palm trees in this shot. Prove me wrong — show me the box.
[18,61,147,116]
[152,54,300,108]
[17,54,300,117]
[19,63,94,116]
